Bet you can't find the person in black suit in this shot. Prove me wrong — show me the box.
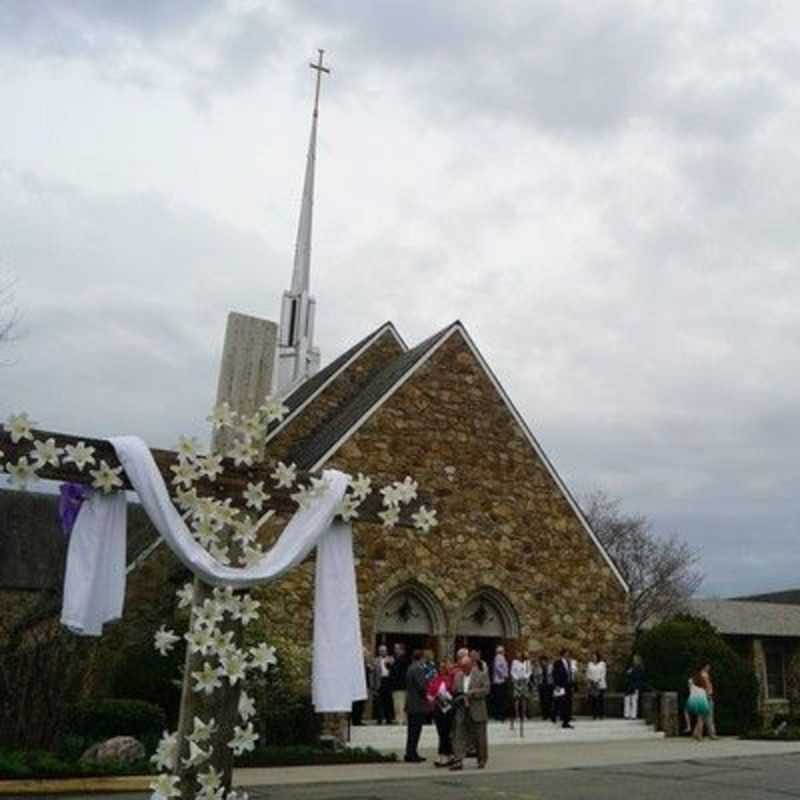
[404,650,429,763]
[551,649,575,729]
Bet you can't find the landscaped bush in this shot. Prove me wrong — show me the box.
[0,747,151,780]
[62,698,166,753]
[637,615,759,735]
[109,639,184,728]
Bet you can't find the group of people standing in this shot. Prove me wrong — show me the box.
[490,647,645,727]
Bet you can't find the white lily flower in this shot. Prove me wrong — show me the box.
[176,582,195,609]
[238,690,256,722]
[208,628,235,659]
[249,643,277,673]
[220,649,248,685]
[209,540,231,566]
[237,413,264,441]
[232,594,261,626]
[63,441,97,471]
[396,476,419,504]
[348,473,372,501]
[196,765,222,796]
[379,506,400,528]
[207,402,236,429]
[192,662,223,695]
[243,481,269,511]
[290,483,313,511]
[90,460,123,494]
[412,505,438,533]
[185,626,213,655]
[170,459,199,488]
[188,715,218,744]
[5,456,38,489]
[32,438,63,468]
[270,461,296,489]
[150,731,178,771]
[149,772,180,799]
[380,483,404,508]
[192,518,219,549]
[335,495,361,522]
[194,598,225,629]
[259,397,289,424]
[153,625,180,656]
[175,435,200,460]
[175,486,200,512]
[227,438,256,467]
[227,722,258,756]
[199,453,224,482]
[3,412,35,444]
[182,739,212,769]
[242,544,265,568]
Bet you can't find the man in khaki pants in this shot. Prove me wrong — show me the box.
[450,655,490,770]
[389,643,409,724]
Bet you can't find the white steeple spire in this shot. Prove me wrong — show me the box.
[277,49,330,393]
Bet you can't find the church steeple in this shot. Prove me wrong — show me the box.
[277,49,330,393]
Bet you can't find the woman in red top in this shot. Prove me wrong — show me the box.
[427,659,456,766]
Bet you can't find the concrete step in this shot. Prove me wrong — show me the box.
[349,718,664,752]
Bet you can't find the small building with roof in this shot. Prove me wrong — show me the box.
[689,596,800,720]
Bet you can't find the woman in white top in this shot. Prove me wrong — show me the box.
[585,651,608,720]
[509,653,532,735]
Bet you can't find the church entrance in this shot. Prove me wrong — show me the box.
[455,588,521,662]
[373,584,446,659]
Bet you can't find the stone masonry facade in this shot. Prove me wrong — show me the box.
[255,325,630,684]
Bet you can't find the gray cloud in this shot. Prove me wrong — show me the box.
[2,2,800,597]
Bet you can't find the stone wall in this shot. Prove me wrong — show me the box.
[254,327,630,685]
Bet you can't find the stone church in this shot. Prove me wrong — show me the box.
[253,316,630,670]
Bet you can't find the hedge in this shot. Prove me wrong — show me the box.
[62,698,166,752]
[637,615,759,735]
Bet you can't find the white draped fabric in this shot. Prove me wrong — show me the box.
[60,435,367,712]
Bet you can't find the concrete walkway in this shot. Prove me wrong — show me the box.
[236,737,800,788]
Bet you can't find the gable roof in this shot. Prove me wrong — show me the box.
[266,322,406,442]
[294,320,628,593]
[689,599,800,638]
[731,588,800,606]
[287,323,455,469]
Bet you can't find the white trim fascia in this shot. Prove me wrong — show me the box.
[265,322,407,444]
[311,321,630,595]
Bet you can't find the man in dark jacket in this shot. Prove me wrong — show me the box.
[551,649,574,729]
[404,649,429,763]
[390,642,410,724]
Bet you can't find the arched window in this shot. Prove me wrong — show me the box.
[457,587,521,640]
[375,582,447,637]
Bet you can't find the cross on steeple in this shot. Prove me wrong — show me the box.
[310,49,330,119]
[277,50,332,394]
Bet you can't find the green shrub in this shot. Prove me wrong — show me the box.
[254,691,320,747]
[109,640,184,728]
[0,747,151,779]
[62,698,166,753]
[637,615,759,735]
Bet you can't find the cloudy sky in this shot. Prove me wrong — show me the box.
[2,1,799,597]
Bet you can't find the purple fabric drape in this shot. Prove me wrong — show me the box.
[58,483,93,536]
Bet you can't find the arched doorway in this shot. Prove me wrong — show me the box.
[455,588,521,667]
[374,583,447,658]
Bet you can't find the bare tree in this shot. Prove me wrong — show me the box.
[582,490,704,632]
